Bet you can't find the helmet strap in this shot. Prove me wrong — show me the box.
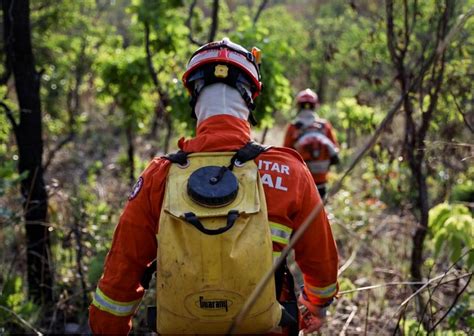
[235,81,258,126]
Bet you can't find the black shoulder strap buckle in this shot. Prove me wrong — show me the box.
[163,151,190,165]
[229,141,271,170]
[294,121,304,129]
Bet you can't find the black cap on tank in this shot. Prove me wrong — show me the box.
[187,166,239,207]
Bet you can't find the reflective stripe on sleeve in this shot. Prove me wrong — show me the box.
[269,222,292,245]
[306,282,338,298]
[92,287,141,317]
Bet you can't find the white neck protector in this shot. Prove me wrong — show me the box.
[195,83,250,125]
[296,109,316,127]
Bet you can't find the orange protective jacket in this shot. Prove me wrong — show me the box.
[89,115,339,334]
[283,118,339,185]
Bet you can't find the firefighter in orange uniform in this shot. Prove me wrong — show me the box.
[283,89,339,199]
[89,39,338,334]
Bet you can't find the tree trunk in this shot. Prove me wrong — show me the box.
[410,159,429,282]
[163,114,173,154]
[3,0,53,303]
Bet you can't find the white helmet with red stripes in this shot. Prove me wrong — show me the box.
[296,88,319,108]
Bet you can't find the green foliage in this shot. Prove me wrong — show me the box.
[0,117,25,220]
[32,1,106,139]
[0,276,38,332]
[332,97,382,145]
[338,277,357,301]
[451,180,474,203]
[401,317,469,335]
[97,47,153,124]
[403,318,426,336]
[88,251,107,286]
[130,0,192,128]
[229,6,294,128]
[429,203,474,269]
[131,0,187,52]
[447,296,472,331]
[372,150,414,207]
[1,0,473,333]
[78,163,116,246]
[0,153,21,198]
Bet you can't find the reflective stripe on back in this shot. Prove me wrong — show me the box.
[306,160,330,173]
[296,131,338,157]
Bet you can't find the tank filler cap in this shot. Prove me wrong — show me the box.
[187,166,239,207]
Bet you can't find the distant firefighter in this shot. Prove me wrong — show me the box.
[284,89,340,199]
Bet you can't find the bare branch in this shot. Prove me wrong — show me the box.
[208,0,219,42]
[260,108,277,144]
[405,3,470,96]
[418,57,445,148]
[144,21,159,88]
[143,21,169,115]
[72,205,89,309]
[428,273,473,332]
[143,19,172,153]
[338,272,465,295]
[253,0,269,25]
[0,305,43,335]
[340,306,357,335]
[451,91,474,132]
[417,4,474,84]
[364,291,370,336]
[402,0,410,59]
[410,0,418,36]
[400,249,473,310]
[436,5,474,55]
[43,37,88,172]
[385,0,401,67]
[185,0,205,46]
[416,2,452,149]
[43,133,74,171]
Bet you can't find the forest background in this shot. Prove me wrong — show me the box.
[0,0,473,334]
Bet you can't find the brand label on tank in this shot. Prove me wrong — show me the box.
[185,291,244,320]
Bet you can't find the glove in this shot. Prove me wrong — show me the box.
[298,291,328,334]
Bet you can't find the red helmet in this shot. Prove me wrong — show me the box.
[296,88,319,106]
[182,38,262,124]
[182,38,262,99]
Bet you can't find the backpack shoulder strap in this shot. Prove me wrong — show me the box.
[296,120,327,141]
[164,142,269,170]
[163,150,191,165]
[230,141,271,168]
